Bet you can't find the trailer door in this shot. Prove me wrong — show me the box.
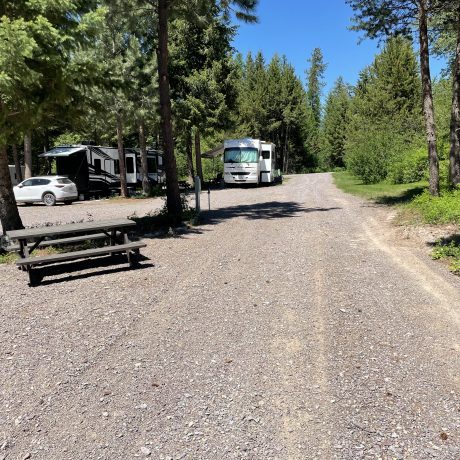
[260,145,273,183]
[125,154,136,184]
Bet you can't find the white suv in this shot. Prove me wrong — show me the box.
[14,176,79,206]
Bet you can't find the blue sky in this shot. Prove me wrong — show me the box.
[232,0,446,95]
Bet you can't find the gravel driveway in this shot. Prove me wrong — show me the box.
[0,196,166,233]
[1,173,459,459]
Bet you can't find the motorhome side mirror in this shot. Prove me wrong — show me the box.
[259,156,263,161]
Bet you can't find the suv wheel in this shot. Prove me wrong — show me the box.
[43,192,56,206]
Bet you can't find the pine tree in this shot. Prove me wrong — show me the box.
[347,0,440,194]
[322,78,351,169]
[305,48,327,169]
[345,37,422,183]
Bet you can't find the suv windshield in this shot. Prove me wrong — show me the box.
[224,147,258,163]
[57,178,72,184]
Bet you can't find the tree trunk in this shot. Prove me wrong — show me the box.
[419,0,439,196]
[12,144,23,183]
[449,9,460,187]
[0,145,23,234]
[157,0,182,219]
[116,112,128,198]
[186,129,195,183]
[195,129,203,184]
[24,132,32,179]
[139,119,151,196]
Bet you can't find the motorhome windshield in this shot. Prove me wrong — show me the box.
[224,147,258,163]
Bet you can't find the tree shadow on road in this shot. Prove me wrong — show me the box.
[201,201,341,226]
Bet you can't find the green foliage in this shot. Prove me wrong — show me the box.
[387,145,428,184]
[0,0,105,144]
[408,189,460,224]
[344,37,423,183]
[432,238,460,275]
[235,52,308,172]
[52,132,82,147]
[333,170,427,201]
[321,77,351,170]
[0,251,17,264]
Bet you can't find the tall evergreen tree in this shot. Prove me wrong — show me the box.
[155,0,258,218]
[347,0,440,195]
[322,77,351,169]
[345,37,422,183]
[305,48,327,169]
[0,0,103,231]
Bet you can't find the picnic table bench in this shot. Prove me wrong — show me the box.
[6,218,146,286]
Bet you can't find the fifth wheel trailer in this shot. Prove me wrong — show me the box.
[40,145,164,197]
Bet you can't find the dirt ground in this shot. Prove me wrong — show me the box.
[1,173,459,459]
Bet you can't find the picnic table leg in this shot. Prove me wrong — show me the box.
[18,239,29,271]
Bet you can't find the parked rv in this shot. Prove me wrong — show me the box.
[223,138,281,185]
[39,145,164,198]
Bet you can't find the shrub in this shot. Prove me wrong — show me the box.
[387,146,428,184]
[409,189,460,224]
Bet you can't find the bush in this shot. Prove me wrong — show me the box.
[345,127,400,183]
[409,189,460,224]
[387,146,428,184]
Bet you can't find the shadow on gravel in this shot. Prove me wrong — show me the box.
[201,201,341,226]
[33,254,153,286]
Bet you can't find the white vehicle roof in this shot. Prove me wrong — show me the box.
[224,138,261,149]
[21,176,71,180]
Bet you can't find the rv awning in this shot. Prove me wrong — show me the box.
[202,144,224,158]
[39,146,86,158]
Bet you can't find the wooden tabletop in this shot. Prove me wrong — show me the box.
[6,218,136,240]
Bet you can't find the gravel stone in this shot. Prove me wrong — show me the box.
[1,174,459,459]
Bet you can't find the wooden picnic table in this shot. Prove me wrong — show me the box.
[6,218,146,286]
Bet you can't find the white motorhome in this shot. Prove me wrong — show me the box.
[223,138,281,185]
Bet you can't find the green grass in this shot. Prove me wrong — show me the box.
[333,171,427,202]
[0,252,18,264]
[0,246,62,265]
[406,189,460,225]
[432,237,460,274]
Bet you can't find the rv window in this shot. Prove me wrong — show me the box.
[114,160,120,175]
[262,150,270,160]
[94,158,102,175]
[126,157,135,174]
[147,158,157,173]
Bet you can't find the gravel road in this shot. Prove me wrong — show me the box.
[1,173,459,460]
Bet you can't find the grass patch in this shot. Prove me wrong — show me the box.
[334,171,460,226]
[406,189,460,225]
[0,252,18,264]
[432,236,460,274]
[0,246,62,265]
[333,171,427,202]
